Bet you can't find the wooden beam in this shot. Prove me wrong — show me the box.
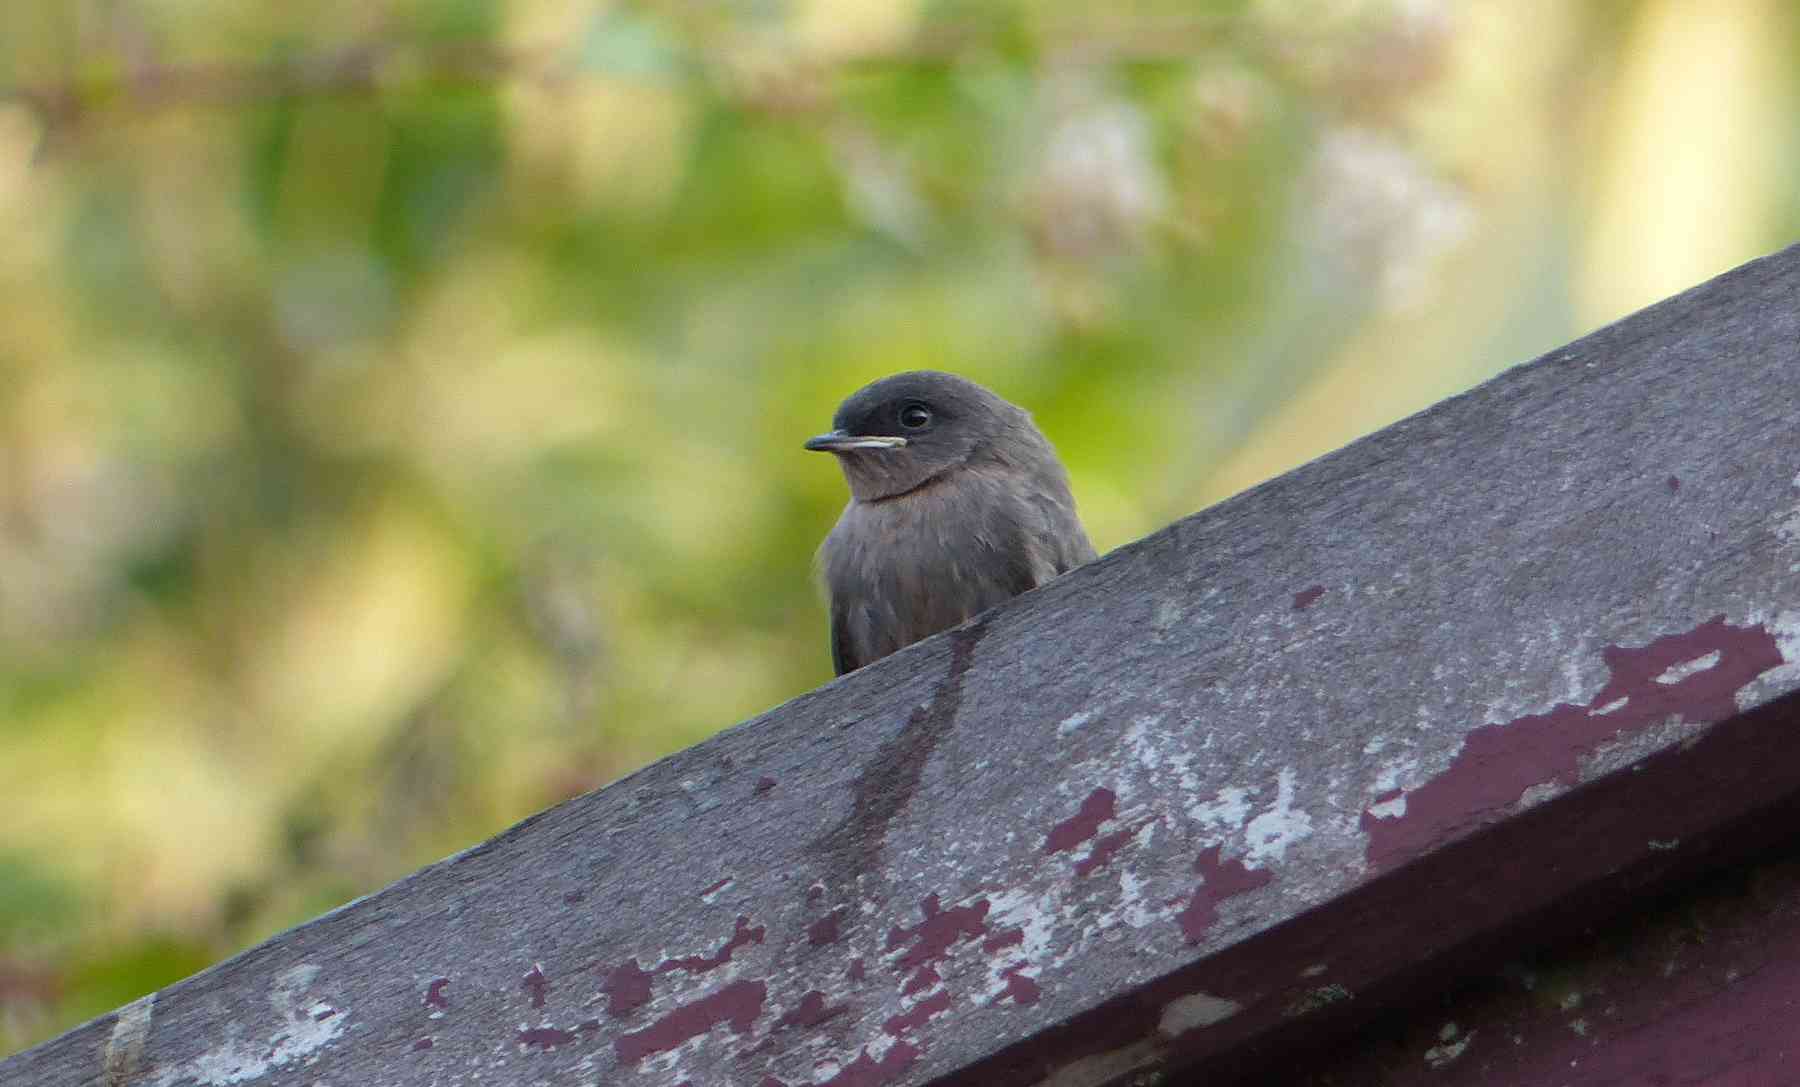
[8,244,1800,1087]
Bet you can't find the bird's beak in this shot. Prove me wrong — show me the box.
[803,431,909,453]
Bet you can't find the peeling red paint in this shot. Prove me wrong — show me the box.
[847,958,866,982]
[1077,826,1141,878]
[813,1042,919,1086]
[808,907,848,946]
[1177,845,1274,943]
[659,916,765,973]
[1045,787,1116,854]
[522,964,549,1009]
[1294,585,1326,611]
[886,894,990,972]
[982,927,1023,954]
[423,977,449,1009]
[773,989,847,1030]
[902,966,940,996]
[578,1018,600,1034]
[1045,788,1142,876]
[883,990,952,1036]
[517,1026,576,1049]
[702,877,733,898]
[754,776,777,795]
[1363,616,1784,870]
[597,915,768,1022]
[412,1037,432,1051]
[995,963,1041,1006]
[614,979,768,1063]
[599,959,653,1018]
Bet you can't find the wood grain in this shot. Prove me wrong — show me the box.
[8,243,1800,1086]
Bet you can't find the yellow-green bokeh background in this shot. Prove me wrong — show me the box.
[2,0,1796,1055]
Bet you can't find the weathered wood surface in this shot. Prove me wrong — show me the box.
[8,243,1800,1087]
[1281,779,1800,1085]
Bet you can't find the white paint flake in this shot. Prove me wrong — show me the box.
[983,887,1062,999]
[1374,756,1417,794]
[1755,610,1800,697]
[1187,785,1250,832]
[1114,870,1163,930]
[1058,709,1096,736]
[1365,792,1406,820]
[1655,651,1721,685]
[1244,768,1313,864]
[1592,696,1629,716]
[1424,1025,1473,1068]
[1158,992,1241,1036]
[1122,715,1164,769]
[155,965,346,1086]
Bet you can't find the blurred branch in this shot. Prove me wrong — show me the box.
[0,13,1262,140]
[0,38,551,146]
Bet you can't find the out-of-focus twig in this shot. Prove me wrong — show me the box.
[0,13,1267,131]
[0,38,553,144]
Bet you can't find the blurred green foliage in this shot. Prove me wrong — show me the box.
[2,0,1797,1056]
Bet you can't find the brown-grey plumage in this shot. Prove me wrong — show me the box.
[805,371,1096,675]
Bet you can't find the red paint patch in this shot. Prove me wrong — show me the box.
[1076,826,1142,878]
[1363,616,1784,870]
[1045,788,1116,854]
[599,959,653,1017]
[902,966,940,996]
[995,963,1041,1006]
[883,990,952,1036]
[412,1037,432,1051]
[659,916,764,974]
[982,927,1023,954]
[517,1026,576,1049]
[424,977,449,1009]
[886,894,990,973]
[773,989,846,1030]
[1293,585,1326,611]
[1177,845,1274,944]
[702,877,733,898]
[754,776,777,795]
[808,907,848,946]
[614,979,768,1064]
[817,1042,920,1086]
[847,957,866,982]
[522,964,549,1009]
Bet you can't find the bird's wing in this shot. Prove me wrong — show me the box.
[829,595,858,676]
[1025,486,1098,576]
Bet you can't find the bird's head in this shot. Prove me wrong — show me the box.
[804,371,1014,501]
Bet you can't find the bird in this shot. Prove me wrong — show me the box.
[805,371,1096,675]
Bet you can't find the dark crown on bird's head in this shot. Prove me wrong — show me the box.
[810,371,1028,501]
[829,370,1004,439]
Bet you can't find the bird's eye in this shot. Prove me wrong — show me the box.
[899,404,932,429]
